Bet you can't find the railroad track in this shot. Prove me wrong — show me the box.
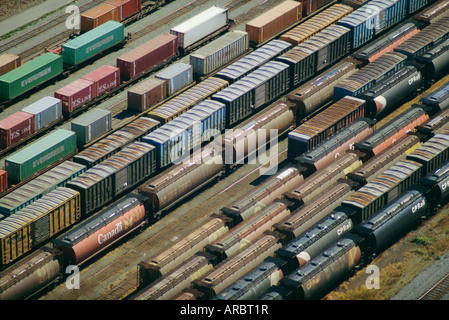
[418,272,449,300]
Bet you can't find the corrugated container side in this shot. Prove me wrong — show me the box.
[21,96,62,131]
[127,78,167,112]
[155,63,193,96]
[82,65,120,97]
[107,0,142,21]
[71,109,112,144]
[117,33,178,80]
[62,21,125,66]
[0,111,35,147]
[0,53,63,100]
[245,1,302,44]
[0,170,7,192]
[0,53,21,77]
[190,31,249,77]
[55,78,95,113]
[170,6,229,49]
[80,3,120,32]
[5,130,76,183]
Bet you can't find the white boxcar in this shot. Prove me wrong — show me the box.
[190,30,249,77]
[170,6,229,50]
[22,96,62,131]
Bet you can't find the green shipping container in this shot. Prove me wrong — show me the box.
[0,53,62,100]
[62,21,125,66]
[5,129,76,183]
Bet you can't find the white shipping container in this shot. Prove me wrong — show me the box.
[155,63,193,96]
[170,6,229,49]
[22,96,62,131]
[190,30,249,77]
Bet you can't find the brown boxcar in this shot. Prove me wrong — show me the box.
[80,3,120,32]
[55,78,95,113]
[0,53,21,77]
[81,64,120,97]
[0,170,7,193]
[246,1,302,44]
[117,33,178,80]
[127,77,167,112]
[0,111,35,148]
[107,0,142,21]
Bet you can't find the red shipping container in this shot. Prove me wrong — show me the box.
[0,169,7,192]
[117,33,178,80]
[128,78,167,112]
[107,0,142,21]
[0,111,35,147]
[82,65,120,97]
[55,78,95,113]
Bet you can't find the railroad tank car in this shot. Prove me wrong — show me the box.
[286,58,362,121]
[219,166,304,225]
[333,51,408,101]
[279,238,361,300]
[277,24,352,87]
[142,99,226,169]
[0,187,80,268]
[0,161,86,216]
[52,194,149,266]
[360,65,425,118]
[351,21,421,64]
[72,117,160,169]
[336,0,407,49]
[245,0,302,45]
[406,128,449,174]
[66,141,156,217]
[274,179,357,242]
[275,210,353,272]
[131,252,215,300]
[258,285,292,300]
[420,159,449,204]
[353,105,430,158]
[0,247,62,300]
[420,78,449,111]
[190,30,249,79]
[353,187,430,257]
[5,129,76,184]
[137,214,231,287]
[0,52,63,101]
[295,118,374,172]
[284,151,362,205]
[214,39,292,84]
[213,257,286,300]
[223,101,295,168]
[393,16,449,59]
[212,61,290,128]
[146,77,229,124]
[280,3,354,46]
[62,21,125,67]
[348,133,422,185]
[170,6,230,52]
[205,200,294,263]
[416,38,449,82]
[191,231,284,299]
[287,96,367,160]
[137,143,224,217]
[341,159,424,223]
